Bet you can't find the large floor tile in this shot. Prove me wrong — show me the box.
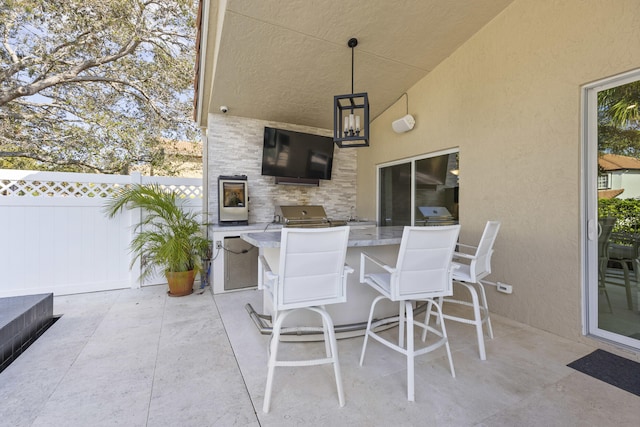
[1,285,638,426]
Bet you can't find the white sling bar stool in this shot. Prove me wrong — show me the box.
[359,225,460,401]
[260,226,353,413]
[430,220,501,360]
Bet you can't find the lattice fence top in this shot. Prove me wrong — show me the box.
[1,177,203,199]
[156,183,203,199]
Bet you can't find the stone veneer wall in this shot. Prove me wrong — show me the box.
[207,114,357,224]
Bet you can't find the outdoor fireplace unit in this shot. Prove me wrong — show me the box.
[218,175,249,225]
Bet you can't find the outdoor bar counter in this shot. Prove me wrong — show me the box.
[241,226,406,338]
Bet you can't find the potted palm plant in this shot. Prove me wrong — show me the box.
[105,183,210,297]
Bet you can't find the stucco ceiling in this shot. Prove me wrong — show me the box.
[196,0,514,129]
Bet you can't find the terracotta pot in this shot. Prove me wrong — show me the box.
[165,270,195,297]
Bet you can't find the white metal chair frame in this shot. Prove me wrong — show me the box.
[597,217,616,313]
[260,226,353,413]
[434,221,501,361]
[607,231,638,311]
[359,225,460,402]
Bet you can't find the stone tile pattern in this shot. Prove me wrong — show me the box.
[217,290,640,427]
[0,294,53,373]
[0,287,258,427]
[2,286,640,426]
[207,114,357,225]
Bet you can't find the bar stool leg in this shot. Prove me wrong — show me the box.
[263,311,288,413]
[477,281,494,339]
[319,309,345,407]
[468,285,486,361]
[405,301,415,402]
[399,301,406,349]
[433,301,456,378]
[360,296,384,366]
[321,305,332,356]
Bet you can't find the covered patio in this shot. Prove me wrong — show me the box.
[4,1,640,424]
[1,285,636,426]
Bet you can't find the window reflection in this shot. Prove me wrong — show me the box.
[378,151,459,227]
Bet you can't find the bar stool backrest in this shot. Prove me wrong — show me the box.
[275,226,351,311]
[467,221,501,281]
[392,225,461,300]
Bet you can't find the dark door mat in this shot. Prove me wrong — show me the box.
[567,349,640,397]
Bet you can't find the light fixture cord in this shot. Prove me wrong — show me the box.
[404,92,409,115]
[351,46,355,94]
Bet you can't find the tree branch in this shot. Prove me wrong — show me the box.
[0,150,118,174]
[0,0,198,174]
[0,36,142,106]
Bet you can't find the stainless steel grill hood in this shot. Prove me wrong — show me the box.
[277,205,347,228]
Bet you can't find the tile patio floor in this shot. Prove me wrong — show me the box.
[1,285,639,426]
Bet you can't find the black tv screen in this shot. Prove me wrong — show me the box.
[261,127,334,180]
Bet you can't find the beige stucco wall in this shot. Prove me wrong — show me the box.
[358,0,640,341]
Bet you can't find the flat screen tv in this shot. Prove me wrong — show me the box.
[261,127,334,180]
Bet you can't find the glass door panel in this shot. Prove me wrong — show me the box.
[585,73,640,350]
[378,150,459,227]
[415,154,459,225]
[379,162,411,226]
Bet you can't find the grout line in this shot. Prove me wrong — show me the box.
[145,289,166,427]
[32,291,122,425]
[211,291,262,426]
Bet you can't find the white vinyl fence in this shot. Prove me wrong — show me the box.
[0,170,203,297]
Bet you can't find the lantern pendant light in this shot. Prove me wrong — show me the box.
[333,38,369,147]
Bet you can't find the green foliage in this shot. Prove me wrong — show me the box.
[598,125,640,157]
[0,0,198,174]
[598,198,640,234]
[104,184,210,280]
[598,81,640,156]
[598,82,640,127]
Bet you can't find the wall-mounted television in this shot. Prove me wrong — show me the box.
[261,127,334,180]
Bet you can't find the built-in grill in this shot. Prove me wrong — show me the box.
[278,205,347,228]
[417,206,457,226]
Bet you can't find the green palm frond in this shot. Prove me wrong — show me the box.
[105,184,209,281]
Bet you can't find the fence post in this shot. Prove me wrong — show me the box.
[130,172,142,289]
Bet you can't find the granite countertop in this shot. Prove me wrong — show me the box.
[211,223,283,232]
[211,220,376,233]
[241,226,405,248]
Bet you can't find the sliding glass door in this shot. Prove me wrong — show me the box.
[379,162,412,226]
[584,71,640,350]
[378,149,459,227]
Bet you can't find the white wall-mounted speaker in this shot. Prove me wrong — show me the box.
[392,114,415,133]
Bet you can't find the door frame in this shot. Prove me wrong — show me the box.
[582,68,640,350]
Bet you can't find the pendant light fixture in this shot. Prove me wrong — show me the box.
[333,38,369,148]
